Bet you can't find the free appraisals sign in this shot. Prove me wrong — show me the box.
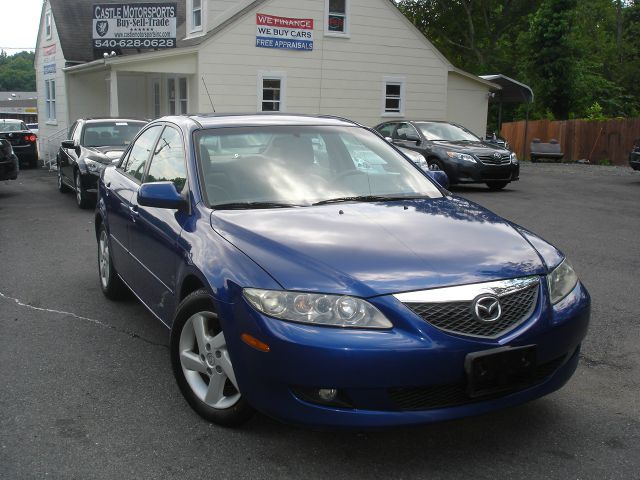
[92,3,177,49]
[256,14,314,51]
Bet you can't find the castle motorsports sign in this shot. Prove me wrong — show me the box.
[92,3,177,49]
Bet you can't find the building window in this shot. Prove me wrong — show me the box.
[45,11,52,39]
[45,79,56,121]
[168,77,188,115]
[325,0,349,36]
[258,73,286,112]
[382,77,406,116]
[189,0,204,33]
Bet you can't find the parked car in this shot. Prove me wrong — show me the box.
[57,118,147,208]
[26,123,39,135]
[629,138,640,171]
[96,114,590,428]
[0,118,38,168]
[374,120,519,190]
[0,139,19,181]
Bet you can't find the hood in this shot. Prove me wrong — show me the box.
[210,197,546,297]
[86,146,126,164]
[431,140,509,155]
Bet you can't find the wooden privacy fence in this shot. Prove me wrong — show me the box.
[500,118,640,165]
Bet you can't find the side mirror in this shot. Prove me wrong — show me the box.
[425,169,449,189]
[384,136,393,143]
[61,139,77,149]
[137,182,187,210]
[405,133,421,145]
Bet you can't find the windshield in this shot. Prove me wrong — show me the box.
[415,122,481,142]
[0,120,27,132]
[196,125,443,208]
[82,121,146,147]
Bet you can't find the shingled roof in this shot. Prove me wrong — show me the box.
[48,0,187,63]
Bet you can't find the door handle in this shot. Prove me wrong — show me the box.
[129,205,139,222]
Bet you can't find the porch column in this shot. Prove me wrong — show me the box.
[109,71,119,117]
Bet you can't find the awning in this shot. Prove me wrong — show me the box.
[480,74,534,103]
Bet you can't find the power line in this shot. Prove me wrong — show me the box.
[0,47,36,50]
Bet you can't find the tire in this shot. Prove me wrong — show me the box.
[97,224,127,300]
[57,169,69,193]
[75,171,90,209]
[170,289,254,427]
[486,181,509,191]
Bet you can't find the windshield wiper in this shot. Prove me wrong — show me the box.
[313,195,429,206]
[212,201,300,210]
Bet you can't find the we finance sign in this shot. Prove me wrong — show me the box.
[256,14,313,51]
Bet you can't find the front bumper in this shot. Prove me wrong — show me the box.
[218,280,590,428]
[445,159,520,185]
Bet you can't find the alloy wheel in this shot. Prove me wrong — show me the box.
[178,312,241,409]
[98,229,110,289]
[75,173,82,205]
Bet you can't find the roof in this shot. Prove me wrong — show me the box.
[165,113,361,129]
[480,74,534,103]
[47,0,187,63]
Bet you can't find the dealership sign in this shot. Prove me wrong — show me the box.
[92,3,177,49]
[256,14,313,51]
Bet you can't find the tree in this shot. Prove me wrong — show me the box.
[0,51,36,91]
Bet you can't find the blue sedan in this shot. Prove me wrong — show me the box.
[95,114,590,428]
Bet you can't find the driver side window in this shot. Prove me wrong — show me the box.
[394,122,419,141]
[124,125,162,183]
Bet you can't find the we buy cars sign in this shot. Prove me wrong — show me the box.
[255,13,314,51]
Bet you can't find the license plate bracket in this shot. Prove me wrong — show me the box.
[465,345,536,398]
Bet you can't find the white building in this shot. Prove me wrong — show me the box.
[34,0,498,163]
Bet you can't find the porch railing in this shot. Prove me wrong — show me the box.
[39,127,68,171]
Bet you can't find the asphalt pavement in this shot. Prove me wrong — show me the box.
[1,164,639,479]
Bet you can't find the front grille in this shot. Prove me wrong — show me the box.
[477,153,511,165]
[388,353,568,411]
[404,282,539,339]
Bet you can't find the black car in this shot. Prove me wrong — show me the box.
[0,139,19,181]
[374,121,519,190]
[0,119,38,168]
[57,118,146,208]
[630,138,640,171]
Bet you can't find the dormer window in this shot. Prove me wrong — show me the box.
[189,0,205,34]
[325,0,350,37]
[45,11,52,39]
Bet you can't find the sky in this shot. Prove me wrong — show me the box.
[0,0,43,53]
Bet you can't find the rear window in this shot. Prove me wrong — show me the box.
[0,120,26,132]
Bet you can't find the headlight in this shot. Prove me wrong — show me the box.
[547,259,579,304]
[510,152,518,163]
[243,288,393,329]
[85,159,104,173]
[446,151,476,163]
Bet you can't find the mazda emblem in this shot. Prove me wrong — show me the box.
[473,295,502,323]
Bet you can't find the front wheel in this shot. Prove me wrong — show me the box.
[98,224,127,300]
[486,181,509,191]
[75,171,90,209]
[171,290,254,427]
[57,169,69,193]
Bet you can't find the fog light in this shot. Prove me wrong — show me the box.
[318,388,338,401]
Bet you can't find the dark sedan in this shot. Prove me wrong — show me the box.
[96,113,589,428]
[0,119,38,168]
[0,139,19,181]
[374,120,519,190]
[57,118,146,208]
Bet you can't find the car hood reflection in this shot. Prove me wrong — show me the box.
[210,197,546,297]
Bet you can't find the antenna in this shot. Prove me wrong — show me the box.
[201,76,216,113]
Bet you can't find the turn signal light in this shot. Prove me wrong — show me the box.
[241,333,270,352]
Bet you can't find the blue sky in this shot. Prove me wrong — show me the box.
[0,0,43,53]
